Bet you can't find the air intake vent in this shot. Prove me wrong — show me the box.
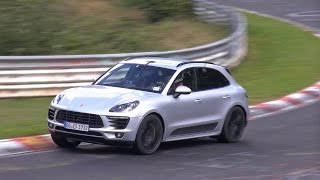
[107,116,129,129]
[48,109,55,120]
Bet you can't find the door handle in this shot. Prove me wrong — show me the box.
[222,95,231,99]
[194,99,202,103]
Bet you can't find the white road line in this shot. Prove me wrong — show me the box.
[285,152,320,156]
[287,11,320,18]
[300,18,320,22]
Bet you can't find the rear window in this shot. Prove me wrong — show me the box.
[196,67,230,91]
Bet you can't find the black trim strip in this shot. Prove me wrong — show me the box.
[170,122,218,136]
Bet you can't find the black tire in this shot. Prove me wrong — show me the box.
[51,133,81,148]
[217,106,246,143]
[134,114,163,155]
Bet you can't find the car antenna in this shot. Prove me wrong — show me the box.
[146,60,156,65]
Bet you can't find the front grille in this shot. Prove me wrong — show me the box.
[48,109,55,120]
[55,126,103,137]
[107,117,129,129]
[56,110,104,128]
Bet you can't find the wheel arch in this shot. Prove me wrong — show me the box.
[232,105,248,126]
[147,112,165,135]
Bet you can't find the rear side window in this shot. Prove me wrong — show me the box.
[196,67,230,91]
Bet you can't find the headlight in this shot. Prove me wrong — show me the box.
[52,91,66,104]
[109,100,140,112]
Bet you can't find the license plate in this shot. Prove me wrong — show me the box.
[64,121,89,132]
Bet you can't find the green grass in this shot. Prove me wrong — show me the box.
[232,13,320,104]
[0,0,228,55]
[0,13,319,139]
[0,97,52,138]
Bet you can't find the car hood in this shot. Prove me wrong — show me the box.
[54,85,159,114]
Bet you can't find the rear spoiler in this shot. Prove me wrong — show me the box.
[225,67,232,75]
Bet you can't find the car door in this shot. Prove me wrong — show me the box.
[164,68,206,136]
[195,67,232,124]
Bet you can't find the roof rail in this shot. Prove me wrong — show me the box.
[124,56,167,61]
[176,61,216,67]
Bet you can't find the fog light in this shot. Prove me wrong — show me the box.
[48,122,54,129]
[115,132,124,138]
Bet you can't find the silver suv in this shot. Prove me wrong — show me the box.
[48,57,249,154]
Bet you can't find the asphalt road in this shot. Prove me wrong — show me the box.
[212,0,320,32]
[0,102,319,180]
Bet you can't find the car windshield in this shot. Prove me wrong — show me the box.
[95,63,176,93]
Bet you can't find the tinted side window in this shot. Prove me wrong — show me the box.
[168,68,197,94]
[196,67,230,91]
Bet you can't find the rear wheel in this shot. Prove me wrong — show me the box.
[217,106,246,143]
[134,114,163,155]
[51,133,81,148]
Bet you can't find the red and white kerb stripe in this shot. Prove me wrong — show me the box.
[249,81,320,120]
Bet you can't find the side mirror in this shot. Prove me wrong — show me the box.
[173,86,192,98]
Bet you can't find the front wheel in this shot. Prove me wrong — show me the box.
[134,114,163,155]
[51,133,81,148]
[217,106,246,143]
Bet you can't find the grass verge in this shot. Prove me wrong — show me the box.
[0,0,227,55]
[232,12,320,104]
[0,13,319,139]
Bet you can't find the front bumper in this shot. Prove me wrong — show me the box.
[47,108,143,146]
[49,129,134,146]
